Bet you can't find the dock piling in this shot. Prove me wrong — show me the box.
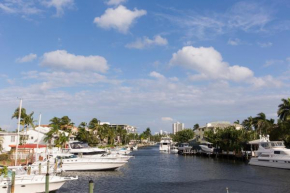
[226,187,229,193]
[45,173,49,193]
[89,180,94,193]
[11,171,15,193]
[39,163,41,174]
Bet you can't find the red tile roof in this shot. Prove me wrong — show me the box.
[9,144,47,148]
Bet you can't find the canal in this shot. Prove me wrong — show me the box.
[58,145,290,193]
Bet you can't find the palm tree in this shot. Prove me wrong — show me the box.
[254,113,270,135]
[277,98,290,121]
[242,116,254,131]
[193,124,199,131]
[49,117,61,127]
[234,120,240,124]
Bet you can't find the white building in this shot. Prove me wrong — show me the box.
[194,121,243,142]
[172,122,184,134]
[0,132,28,152]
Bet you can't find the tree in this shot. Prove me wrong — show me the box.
[173,129,194,143]
[242,116,254,131]
[234,120,240,124]
[88,118,99,130]
[193,124,199,131]
[277,98,290,121]
[49,117,61,127]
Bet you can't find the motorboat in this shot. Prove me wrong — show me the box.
[159,137,172,152]
[0,167,77,193]
[249,135,290,169]
[170,146,178,154]
[62,141,132,161]
[56,154,128,171]
[199,142,214,154]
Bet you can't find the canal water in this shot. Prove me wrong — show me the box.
[58,145,290,193]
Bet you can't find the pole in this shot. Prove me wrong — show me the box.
[15,99,22,166]
[11,171,15,193]
[27,166,31,175]
[89,180,94,193]
[36,113,41,161]
[226,187,229,193]
[39,163,41,174]
[47,160,50,174]
[45,173,49,193]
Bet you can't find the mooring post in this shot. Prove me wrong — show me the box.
[11,171,15,193]
[39,163,41,174]
[54,158,57,173]
[45,173,49,193]
[47,160,50,174]
[89,180,94,193]
[27,166,31,175]
[226,187,229,193]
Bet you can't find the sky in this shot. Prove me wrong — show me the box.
[0,0,290,133]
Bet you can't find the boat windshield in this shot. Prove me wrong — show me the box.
[70,142,89,149]
[260,141,285,148]
[57,155,77,159]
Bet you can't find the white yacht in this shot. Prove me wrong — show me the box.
[62,141,132,161]
[57,154,128,171]
[249,135,290,169]
[32,153,128,171]
[0,167,77,193]
[159,137,172,152]
[199,142,214,154]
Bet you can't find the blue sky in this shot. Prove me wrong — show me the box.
[0,0,290,133]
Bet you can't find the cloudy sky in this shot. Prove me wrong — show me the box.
[0,0,290,133]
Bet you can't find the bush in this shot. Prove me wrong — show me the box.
[0,154,8,161]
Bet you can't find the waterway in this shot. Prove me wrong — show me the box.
[58,145,290,193]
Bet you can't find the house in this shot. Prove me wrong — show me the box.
[194,121,243,142]
[0,132,28,152]
[25,125,75,145]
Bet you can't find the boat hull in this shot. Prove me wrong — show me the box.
[61,160,127,171]
[249,158,290,169]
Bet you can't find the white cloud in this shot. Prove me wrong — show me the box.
[264,59,284,67]
[42,0,74,17]
[126,35,168,49]
[149,71,165,79]
[22,71,117,90]
[258,42,273,48]
[105,0,127,6]
[94,5,146,33]
[170,46,254,82]
[161,117,173,122]
[16,53,37,63]
[228,38,241,46]
[252,76,282,88]
[40,50,109,73]
[0,3,16,13]
[158,2,274,39]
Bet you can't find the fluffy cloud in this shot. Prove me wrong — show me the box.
[105,0,127,6]
[42,0,74,17]
[149,71,165,79]
[170,46,254,82]
[16,53,37,63]
[126,35,168,49]
[94,5,146,33]
[0,1,41,15]
[161,117,173,122]
[40,50,109,73]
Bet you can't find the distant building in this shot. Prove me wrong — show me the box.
[172,122,184,134]
[109,124,137,134]
[194,121,243,142]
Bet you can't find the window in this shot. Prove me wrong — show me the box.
[11,136,15,142]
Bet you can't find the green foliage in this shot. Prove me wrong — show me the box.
[193,124,199,131]
[204,127,255,152]
[0,154,8,161]
[0,166,8,177]
[173,129,194,143]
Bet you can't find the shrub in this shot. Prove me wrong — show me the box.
[0,154,8,161]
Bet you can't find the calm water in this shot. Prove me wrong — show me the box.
[57,146,290,193]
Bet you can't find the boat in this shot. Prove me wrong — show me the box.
[61,141,132,161]
[199,142,214,154]
[159,137,172,152]
[56,154,128,171]
[0,167,77,193]
[249,135,290,169]
[170,146,178,154]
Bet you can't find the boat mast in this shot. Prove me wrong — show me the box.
[15,98,22,166]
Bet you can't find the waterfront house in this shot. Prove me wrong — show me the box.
[0,131,28,152]
[194,121,243,142]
